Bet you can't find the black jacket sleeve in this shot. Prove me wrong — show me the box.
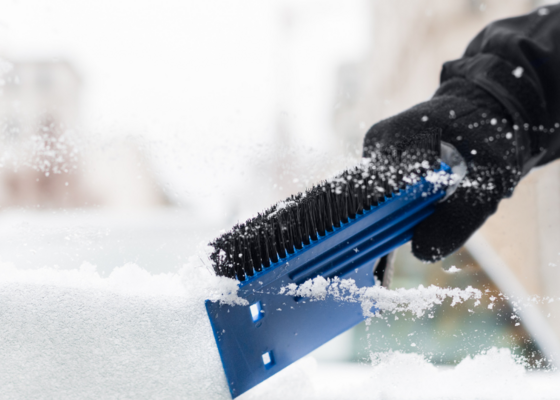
[441,4,560,172]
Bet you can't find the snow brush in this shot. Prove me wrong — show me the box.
[205,130,465,398]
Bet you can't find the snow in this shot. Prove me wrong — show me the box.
[0,261,232,399]
[425,169,461,192]
[280,276,481,318]
[2,1,559,398]
[246,349,560,400]
[1,260,560,399]
[512,66,524,78]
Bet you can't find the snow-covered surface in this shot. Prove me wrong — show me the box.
[1,257,559,399]
[259,353,560,400]
[0,263,230,399]
[280,276,481,318]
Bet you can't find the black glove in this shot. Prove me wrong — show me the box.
[363,78,528,262]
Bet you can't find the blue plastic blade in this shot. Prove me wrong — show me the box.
[206,165,450,398]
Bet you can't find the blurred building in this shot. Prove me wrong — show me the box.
[0,59,168,209]
[0,60,85,207]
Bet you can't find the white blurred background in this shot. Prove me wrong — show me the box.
[1,0,560,368]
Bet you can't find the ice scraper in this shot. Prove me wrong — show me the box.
[205,129,465,397]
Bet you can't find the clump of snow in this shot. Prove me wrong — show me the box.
[280,276,481,318]
[512,66,524,78]
[425,169,460,192]
[445,265,461,273]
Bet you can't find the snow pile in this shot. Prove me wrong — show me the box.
[1,261,557,400]
[0,260,245,305]
[0,260,239,399]
[280,276,481,318]
[245,348,560,400]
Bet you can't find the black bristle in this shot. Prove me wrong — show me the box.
[357,183,365,215]
[248,227,263,273]
[258,223,271,268]
[242,235,254,278]
[224,239,236,278]
[268,221,279,263]
[323,185,334,232]
[330,186,341,228]
[315,191,326,237]
[233,236,246,281]
[274,218,287,259]
[340,188,349,224]
[300,202,310,246]
[283,211,296,255]
[308,201,318,241]
[291,206,304,250]
[209,136,441,280]
[347,180,357,219]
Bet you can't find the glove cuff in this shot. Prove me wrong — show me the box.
[441,53,548,127]
[440,54,550,174]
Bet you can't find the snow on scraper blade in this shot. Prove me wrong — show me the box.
[206,163,452,398]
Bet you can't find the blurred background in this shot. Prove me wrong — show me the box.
[1,0,559,368]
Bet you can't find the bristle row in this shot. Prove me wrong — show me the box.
[209,148,439,281]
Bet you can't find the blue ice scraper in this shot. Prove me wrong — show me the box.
[205,137,465,398]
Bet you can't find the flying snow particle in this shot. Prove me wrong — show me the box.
[421,116,429,122]
[471,150,477,155]
[505,132,513,140]
[538,8,550,16]
[490,118,497,125]
[512,67,524,78]
[445,266,460,274]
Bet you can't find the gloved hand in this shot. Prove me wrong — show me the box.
[364,77,530,262]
